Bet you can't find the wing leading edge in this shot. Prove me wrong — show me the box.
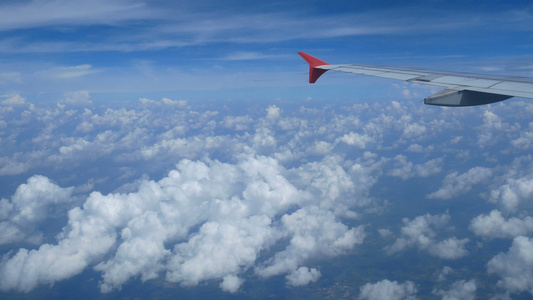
[299,52,533,106]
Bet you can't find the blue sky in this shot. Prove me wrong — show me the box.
[2,1,533,299]
[1,0,532,101]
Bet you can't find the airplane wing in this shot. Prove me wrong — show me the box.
[299,52,533,106]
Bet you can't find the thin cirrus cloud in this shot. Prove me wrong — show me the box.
[39,65,99,79]
[0,0,152,31]
[0,1,526,55]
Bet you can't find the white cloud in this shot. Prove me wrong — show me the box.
[470,210,533,239]
[406,143,434,153]
[219,275,244,293]
[433,280,476,300]
[415,157,443,177]
[0,159,30,176]
[285,267,321,287]
[1,94,25,106]
[63,90,92,105]
[0,175,74,245]
[386,213,468,259]
[139,97,188,107]
[428,237,469,260]
[286,155,375,213]
[388,155,443,180]
[386,213,448,254]
[476,110,520,147]
[489,173,533,211]
[94,211,170,293]
[428,167,492,200]
[0,153,369,293]
[266,105,281,120]
[45,64,97,79]
[0,206,117,292]
[511,123,533,150]
[0,0,152,31]
[379,228,393,238]
[221,51,288,61]
[2,97,533,298]
[436,266,453,282]
[488,236,533,296]
[255,206,365,282]
[220,115,254,130]
[338,132,372,148]
[166,217,275,287]
[359,279,418,300]
[402,122,426,138]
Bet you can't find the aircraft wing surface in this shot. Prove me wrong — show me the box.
[299,52,533,106]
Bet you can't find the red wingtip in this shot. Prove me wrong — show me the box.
[298,52,330,83]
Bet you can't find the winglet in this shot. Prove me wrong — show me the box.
[298,52,331,83]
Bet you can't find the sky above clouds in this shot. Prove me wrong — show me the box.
[1,0,533,299]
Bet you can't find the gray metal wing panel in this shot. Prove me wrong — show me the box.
[322,65,428,81]
[317,64,533,100]
[430,76,501,88]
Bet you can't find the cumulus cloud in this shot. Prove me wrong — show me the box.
[433,280,476,300]
[220,115,254,130]
[488,236,533,296]
[386,213,468,259]
[406,143,434,153]
[219,275,244,293]
[470,210,533,239]
[2,97,533,298]
[285,266,321,286]
[436,266,453,282]
[428,167,492,200]
[489,172,533,211]
[477,110,519,147]
[1,94,25,106]
[359,279,418,300]
[338,132,372,148]
[266,105,281,120]
[379,228,393,238]
[388,155,443,180]
[0,175,74,245]
[0,154,367,293]
[428,237,469,260]
[512,123,533,150]
[255,206,365,282]
[63,90,92,105]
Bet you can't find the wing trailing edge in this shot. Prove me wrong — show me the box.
[299,52,533,106]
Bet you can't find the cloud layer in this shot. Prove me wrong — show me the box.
[1,96,533,298]
[0,155,368,293]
